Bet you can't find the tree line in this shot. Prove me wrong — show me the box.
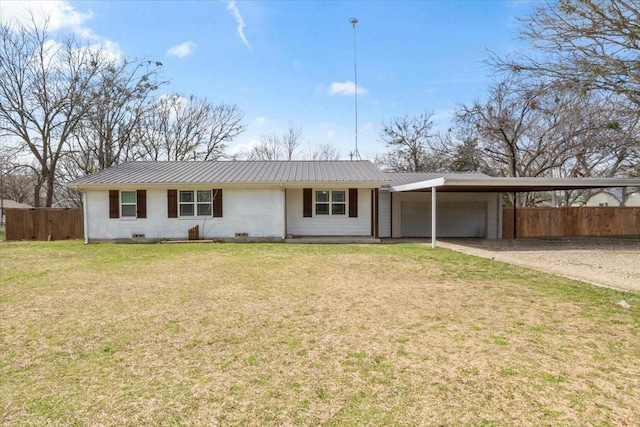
[380,0,639,180]
[0,18,250,207]
[377,0,639,205]
[2,1,639,207]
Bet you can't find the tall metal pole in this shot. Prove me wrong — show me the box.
[349,17,361,160]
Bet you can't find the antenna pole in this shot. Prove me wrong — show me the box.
[349,17,361,160]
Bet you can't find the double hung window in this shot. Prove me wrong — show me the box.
[120,191,137,217]
[315,190,346,215]
[179,190,212,217]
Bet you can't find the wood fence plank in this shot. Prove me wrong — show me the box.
[503,207,639,238]
[5,208,84,241]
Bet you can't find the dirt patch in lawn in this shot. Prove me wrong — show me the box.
[437,237,640,293]
[2,242,640,425]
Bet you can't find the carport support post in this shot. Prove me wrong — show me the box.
[431,188,436,248]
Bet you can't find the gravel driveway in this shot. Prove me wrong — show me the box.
[437,237,640,293]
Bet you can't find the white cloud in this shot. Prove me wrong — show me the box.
[0,0,93,33]
[226,1,252,51]
[328,80,368,96]
[228,138,260,157]
[95,40,123,61]
[1,0,123,61]
[254,116,268,126]
[167,42,197,58]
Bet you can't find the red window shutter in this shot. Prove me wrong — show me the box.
[109,190,119,218]
[212,189,223,217]
[349,188,358,217]
[136,190,147,218]
[303,188,312,217]
[167,189,178,218]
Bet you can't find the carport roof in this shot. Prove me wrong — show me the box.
[385,172,490,187]
[391,176,640,193]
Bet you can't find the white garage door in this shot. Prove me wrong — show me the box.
[401,201,487,237]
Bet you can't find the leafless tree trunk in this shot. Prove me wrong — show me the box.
[0,18,102,206]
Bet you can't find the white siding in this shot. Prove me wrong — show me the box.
[390,192,500,239]
[378,189,391,238]
[286,188,372,236]
[585,192,621,207]
[85,187,285,241]
[625,192,640,207]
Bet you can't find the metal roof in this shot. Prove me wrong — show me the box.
[67,161,392,187]
[392,176,640,193]
[67,161,640,193]
[1,200,32,209]
[385,172,490,187]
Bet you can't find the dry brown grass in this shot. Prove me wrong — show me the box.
[1,241,639,426]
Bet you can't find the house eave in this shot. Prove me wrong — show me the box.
[391,177,640,193]
[67,180,391,191]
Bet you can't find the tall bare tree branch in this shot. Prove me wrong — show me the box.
[0,17,103,206]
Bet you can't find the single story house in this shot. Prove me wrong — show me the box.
[67,161,389,243]
[625,192,640,207]
[585,191,621,207]
[67,161,640,244]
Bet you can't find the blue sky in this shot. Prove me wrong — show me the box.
[2,0,537,159]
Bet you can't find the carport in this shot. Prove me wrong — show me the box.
[391,176,640,248]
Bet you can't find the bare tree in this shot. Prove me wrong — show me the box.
[281,122,302,161]
[248,133,280,161]
[68,58,165,176]
[0,150,35,205]
[0,171,36,205]
[454,75,639,204]
[491,0,640,109]
[448,137,487,173]
[0,18,103,206]
[0,148,41,206]
[379,112,437,172]
[569,98,640,178]
[454,78,602,179]
[308,143,340,160]
[248,122,304,161]
[202,103,246,160]
[137,94,245,161]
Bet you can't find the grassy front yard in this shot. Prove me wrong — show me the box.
[1,241,639,426]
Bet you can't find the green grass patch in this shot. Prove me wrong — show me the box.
[1,241,639,426]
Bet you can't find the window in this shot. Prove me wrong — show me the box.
[121,191,137,217]
[179,190,212,217]
[110,190,146,219]
[315,190,346,215]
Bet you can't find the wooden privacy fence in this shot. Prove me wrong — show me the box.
[503,207,640,239]
[5,208,84,241]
